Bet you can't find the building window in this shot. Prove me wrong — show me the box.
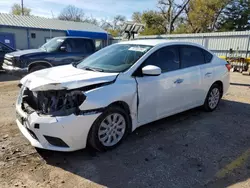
[31,33,36,38]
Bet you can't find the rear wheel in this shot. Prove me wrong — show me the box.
[88,105,130,151]
[29,65,48,73]
[203,84,222,112]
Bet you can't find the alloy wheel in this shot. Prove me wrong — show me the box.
[208,88,220,109]
[98,113,126,147]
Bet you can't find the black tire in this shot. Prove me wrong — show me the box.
[203,83,222,112]
[29,65,48,73]
[88,105,130,151]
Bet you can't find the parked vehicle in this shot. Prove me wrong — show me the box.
[0,42,16,70]
[2,37,95,75]
[16,40,230,152]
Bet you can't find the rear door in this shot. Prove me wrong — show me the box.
[67,38,95,62]
[178,45,208,107]
[199,50,215,99]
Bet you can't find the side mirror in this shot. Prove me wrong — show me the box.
[60,46,66,52]
[142,65,161,76]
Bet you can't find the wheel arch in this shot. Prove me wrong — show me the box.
[212,80,223,97]
[28,61,52,72]
[108,101,132,133]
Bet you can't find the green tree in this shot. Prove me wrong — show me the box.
[131,11,166,35]
[107,29,120,37]
[141,11,166,35]
[219,0,250,31]
[185,0,231,33]
[157,0,191,33]
[10,3,31,16]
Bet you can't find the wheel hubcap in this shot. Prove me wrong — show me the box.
[98,113,126,147]
[208,88,220,109]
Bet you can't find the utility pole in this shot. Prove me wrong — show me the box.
[21,0,24,16]
[168,0,173,34]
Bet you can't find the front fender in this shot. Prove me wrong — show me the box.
[79,77,138,130]
[28,60,52,70]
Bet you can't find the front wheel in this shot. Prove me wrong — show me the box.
[203,84,222,112]
[88,106,130,151]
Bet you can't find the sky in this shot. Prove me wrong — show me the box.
[0,0,158,20]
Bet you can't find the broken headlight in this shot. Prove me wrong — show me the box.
[22,89,86,116]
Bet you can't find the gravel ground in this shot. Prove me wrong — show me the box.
[0,72,250,188]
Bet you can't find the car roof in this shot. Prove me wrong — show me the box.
[119,39,205,48]
[53,36,92,40]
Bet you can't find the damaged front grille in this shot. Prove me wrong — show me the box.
[22,88,86,116]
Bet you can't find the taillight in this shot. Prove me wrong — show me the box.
[225,63,231,72]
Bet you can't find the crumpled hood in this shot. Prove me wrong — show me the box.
[20,65,118,91]
[6,49,45,57]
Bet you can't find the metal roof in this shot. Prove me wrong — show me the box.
[0,13,106,33]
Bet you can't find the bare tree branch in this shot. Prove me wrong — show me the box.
[58,5,85,22]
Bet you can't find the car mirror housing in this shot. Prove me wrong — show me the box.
[142,65,161,76]
[60,46,66,52]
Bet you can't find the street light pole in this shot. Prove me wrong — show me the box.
[21,0,24,16]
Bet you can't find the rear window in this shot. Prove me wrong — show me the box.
[203,50,213,63]
[69,38,95,53]
[180,46,205,68]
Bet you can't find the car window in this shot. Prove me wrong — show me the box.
[180,46,205,68]
[40,38,65,52]
[203,49,213,63]
[77,44,152,72]
[62,39,73,52]
[69,39,95,53]
[144,46,179,73]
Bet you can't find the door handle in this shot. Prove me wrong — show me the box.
[205,72,212,77]
[174,78,184,84]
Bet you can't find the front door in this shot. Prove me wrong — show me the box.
[136,45,183,125]
[58,38,95,66]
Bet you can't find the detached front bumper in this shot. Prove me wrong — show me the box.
[16,104,101,152]
[2,63,28,75]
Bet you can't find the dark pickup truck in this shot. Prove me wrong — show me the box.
[0,42,16,70]
[2,36,95,75]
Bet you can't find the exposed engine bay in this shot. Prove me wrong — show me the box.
[21,87,86,116]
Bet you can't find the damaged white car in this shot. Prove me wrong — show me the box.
[16,40,230,151]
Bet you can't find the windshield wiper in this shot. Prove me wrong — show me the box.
[83,66,104,72]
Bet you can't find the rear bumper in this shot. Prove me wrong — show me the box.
[222,72,230,95]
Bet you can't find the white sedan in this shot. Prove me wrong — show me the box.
[16,40,230,151]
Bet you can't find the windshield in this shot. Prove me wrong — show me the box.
[76,44,152,72]
[40,38,65,52]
